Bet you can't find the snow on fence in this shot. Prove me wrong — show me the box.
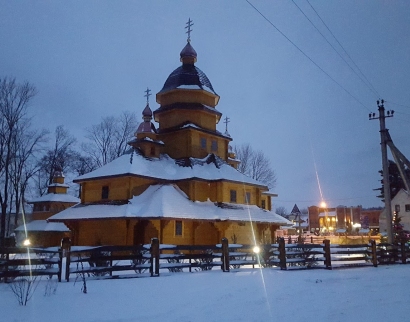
[0,246,62,282]
[1,238,410,282]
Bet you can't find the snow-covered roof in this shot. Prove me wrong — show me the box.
[262,190,278,197]
[14,220,70,232]
[48,183,69,188]
[29,193,80,204]
[318,211,336,217]
[74,152,266,187]
[49,184,291,225]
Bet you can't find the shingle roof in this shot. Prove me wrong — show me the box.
[159,64,217,95]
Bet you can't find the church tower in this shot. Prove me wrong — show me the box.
[128,88,163,158]
[153,19,232,160]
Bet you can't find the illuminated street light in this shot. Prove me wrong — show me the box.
[253,246,260,254]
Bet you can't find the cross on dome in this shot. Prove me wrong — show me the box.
[185,18,194,42]
[224,116,230,133]
[144,87,151,104]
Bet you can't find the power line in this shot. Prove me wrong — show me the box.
[385,100,410,109]
[291,0,380,99]
[245,0,371,112]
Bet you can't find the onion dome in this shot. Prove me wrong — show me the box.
[142,104,153,120]
[137,104,157,134]
[159,41,217,97]
[180,42,197,64]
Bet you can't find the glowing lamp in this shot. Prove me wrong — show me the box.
[253,246,260,254]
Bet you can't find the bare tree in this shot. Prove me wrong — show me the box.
[275,206,288,218]
[36,125,77,196]
[0,78,37,244]
[234,143,277,189]
[82,111,138,167]
[9,121,48,228]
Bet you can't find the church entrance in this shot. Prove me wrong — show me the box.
[194,222,218,245]
[133,220,158,245]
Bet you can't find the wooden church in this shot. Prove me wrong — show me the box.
[49,22,290,246]
[15,170,79,246]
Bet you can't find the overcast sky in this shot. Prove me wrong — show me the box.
[1,1,409,212]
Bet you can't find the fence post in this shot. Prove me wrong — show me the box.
[401,239,407,264]
[278,237,286,270]
[61,238,71,282]
[4,249,10,283]
[263,244,271,267]
[150,238,160,277]
[58,247,63,282]
[370,239,378,267]
[221,237,230,272]
[323,239,332,270]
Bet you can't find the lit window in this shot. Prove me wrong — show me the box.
[200,138,207,149]
[175,220,183,236]
[405,204,410,212]
[102,186,109,199]
[211,140,218,151]
[230,190,237,203]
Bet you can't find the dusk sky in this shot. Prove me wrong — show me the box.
[1,1,409,212]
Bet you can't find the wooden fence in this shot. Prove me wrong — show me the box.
[0,246,62,282]
[1,237,410,282]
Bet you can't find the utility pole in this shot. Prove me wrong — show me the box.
[369,99,394,243]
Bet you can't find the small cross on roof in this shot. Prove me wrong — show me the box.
[224,116,230,133]
[144,87,151,104]
[185,18,194,42]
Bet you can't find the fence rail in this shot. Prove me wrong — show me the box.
[0,246,62,282]
[1,237,410,282]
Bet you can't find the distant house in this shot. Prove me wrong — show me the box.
[380,189,410,234]
[48,33,291,246]
[308,205,381,235]
[15,171,79,246]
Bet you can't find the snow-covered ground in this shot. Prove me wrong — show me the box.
[1,265,409,321]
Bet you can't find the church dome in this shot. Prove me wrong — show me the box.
[180,42,197,61]
[142,104,152,117]
[158,40,217,97]
[159,64,217,96]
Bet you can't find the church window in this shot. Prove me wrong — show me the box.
[200,137,207,149]
[211,140,218,151]
[101,186,109,200]
[261,200,266,209]
[230,190,237,203]
[245,192,251,204]
[175,220,183,236]
[405,204,410,212]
